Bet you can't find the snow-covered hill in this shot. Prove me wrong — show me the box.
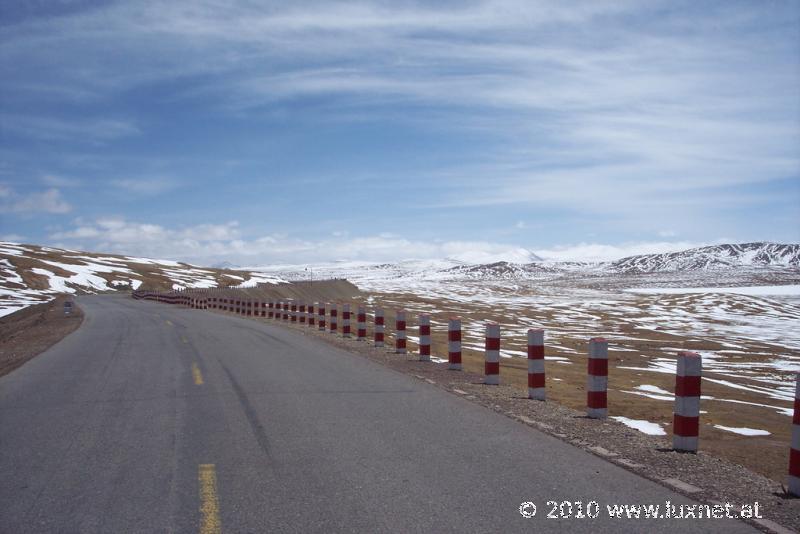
[249,242,799,294]
[609,243,800,273]
[0,242,285,317]
[3,241,798,318]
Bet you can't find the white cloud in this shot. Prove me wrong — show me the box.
[0,186,71,214]
[110,178,179,196]
[45,217,723,264]
[533,240,719,262]
[0,233,25,242]
[41,174,82,187]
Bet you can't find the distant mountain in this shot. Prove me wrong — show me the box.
[0,242,285,317]
[212,260,241,270]
[609,243,800,273]
[440,261,561,280]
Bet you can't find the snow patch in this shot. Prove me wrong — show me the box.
[625,285,800,296]
[610,416,666,436]
[713,425,770,436]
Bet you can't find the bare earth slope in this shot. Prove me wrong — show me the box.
[0,295,84,377]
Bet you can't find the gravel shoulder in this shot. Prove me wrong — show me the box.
[0,295,84,377]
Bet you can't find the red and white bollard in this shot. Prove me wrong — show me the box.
[330,303,338,333]
[299,302,306,324]
[448,317,462,370]
[342,303,351,337]
[673,351,702,452]
[268,301,274,319]
[484,323,500,385]
[374,308,385,347]
[418,314,431,361]
[587,338,608,419]
[528,329,545,401]
[291,302,297,323]
[308,303,315,326]
[395,310,407,354]
[283,301,289,321]
[357,305,366,340]
[316,303,325,329]
[789,373,800,496]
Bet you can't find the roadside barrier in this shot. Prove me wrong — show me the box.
[342,303,351,337]
[448,317,462,370]
[790,373,800,496]
[528,329,545,401]
[133,288,800,469]
[419,314,431,361]
[357,305,366,340]
[673,351,702,452]
[318,303,326,330]
[395,310,407,354]
[374,308,385,347]
[330,303,338,333]
[484,322,500,385]
[587,338,608,419]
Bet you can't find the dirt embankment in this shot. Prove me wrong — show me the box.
[0,295,84,378]
[192,279,362,303]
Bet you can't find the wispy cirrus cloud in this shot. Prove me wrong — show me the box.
[2,1,798,252]
[0,114,139,144]
[110,178,179,196]
[0,185,71,214]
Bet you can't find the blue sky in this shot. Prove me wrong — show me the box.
[1,0,798,264]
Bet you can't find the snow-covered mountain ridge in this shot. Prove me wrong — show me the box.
[609,243,799,273]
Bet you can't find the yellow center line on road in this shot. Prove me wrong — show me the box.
[192,363,204,385]
[182,336,189,344]
[198,464,221,534]
[166,319,173,326]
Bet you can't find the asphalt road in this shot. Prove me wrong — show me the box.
[0,294,757,533]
